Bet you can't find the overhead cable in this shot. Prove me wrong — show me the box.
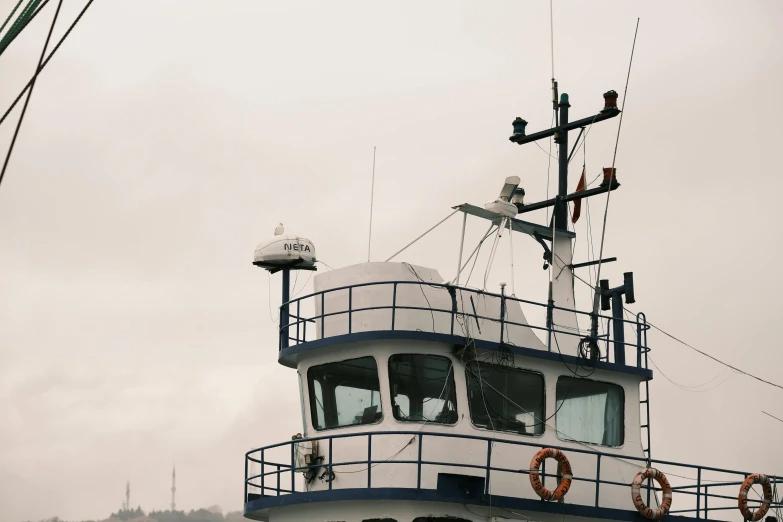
[0,0,63,190]
[0,0,97,130]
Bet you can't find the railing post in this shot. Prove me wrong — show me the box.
[636,314,642,367]
[290,442,295,493]
[281,269,290,349]
[348,287,353,334]
[391,283,397,331]
[417,434,423,489]
[276,464,280,496]
[448,286,457,335]
[704,485,709,520]
[261,449,265,497]
[485,440,492,496]
[696,468,701,519]
[595,454,601,507]
[297,300,301,344]
[321,292,325,338]
[244,454,248,504]
[499,287,506,345]
[367,434,372,488]
[328,437,333,490]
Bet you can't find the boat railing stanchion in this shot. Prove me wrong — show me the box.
[348,287,353,334]
[244,454,249,503]
[328,437,333,490]
[391,283,397,331]
[696,468,702,519]
[367,433,372,488]
[290,443,295,494]
[484,438,492,497]
[704,484,709,519]
[261,449,265,497]
[276,464,280,496]
[417,434,423,489]
[595,453,602,507]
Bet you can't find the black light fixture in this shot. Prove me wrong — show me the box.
[512,117,528,136]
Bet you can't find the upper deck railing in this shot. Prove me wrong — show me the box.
[279,280,650,369]
[245,430,781,522]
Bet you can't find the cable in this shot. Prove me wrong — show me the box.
[291,270,314,299]
[403,262,436,332]
[0,0,63,190]
[0,0,97,129]
[0,0,24,37]
[560,245,783,393]
[648,357,734,393]
[591,18,640,317]
[763,411,783,424]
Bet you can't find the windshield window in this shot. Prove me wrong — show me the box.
[388,354,457,424]
[466,362,545,435]
[307,356,382,430]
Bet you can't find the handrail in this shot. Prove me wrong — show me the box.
[245,430,782,521]
[275,279,651,369]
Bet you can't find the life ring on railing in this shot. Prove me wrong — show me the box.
[739,473,772,521]
[529,448,573,501]
[631,468,672,520]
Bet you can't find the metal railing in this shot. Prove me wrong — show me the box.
[279,280,650,369]
[245,431,781,521]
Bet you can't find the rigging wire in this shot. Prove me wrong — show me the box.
[648,356,734,393]
[0,0,50,57]
[0,0,63,190]
[0,0,97,130]
[763,411,783,424]
[591,18,640,317]
[558,246,783,393]
[0,0,24,37]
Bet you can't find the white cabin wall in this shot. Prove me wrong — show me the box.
[279,338,651,512]
[311,262,549,350]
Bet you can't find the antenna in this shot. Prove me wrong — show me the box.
[367,146,376,262]
[124,480,130,511]
[171,464,176,511]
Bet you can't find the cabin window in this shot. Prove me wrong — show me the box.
[466,362,545,435]
[556,377,624,446]
[307,356,382,430]
[388,354,457,424]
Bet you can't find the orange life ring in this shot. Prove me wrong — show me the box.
[529,448,573,501]
[739,473,772,521]
[631,468,672,520]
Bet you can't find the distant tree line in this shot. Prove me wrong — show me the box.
[27,506,244,522]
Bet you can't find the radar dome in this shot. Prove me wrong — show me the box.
[253,233,317,271]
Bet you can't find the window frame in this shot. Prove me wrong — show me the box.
[554,375,626,448]
[387,353,459,426]
[306,355,384,432]
[465,362,546,437]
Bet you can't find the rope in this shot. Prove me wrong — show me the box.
[0,0,24,37]
[0,0,63,190]
[591,18,640,317]
[0,0,46,56]
[0,0,98,130]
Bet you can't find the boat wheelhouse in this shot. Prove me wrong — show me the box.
[243,90,782,522]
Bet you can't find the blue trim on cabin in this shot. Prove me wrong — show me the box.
[245,487,715,522]
[277,329,653,379]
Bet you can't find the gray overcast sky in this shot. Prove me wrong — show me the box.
[1,1,782,520]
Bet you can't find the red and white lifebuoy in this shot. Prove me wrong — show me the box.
[739,473,772,521]
[529,448,573,501]
[631,468,673,520]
